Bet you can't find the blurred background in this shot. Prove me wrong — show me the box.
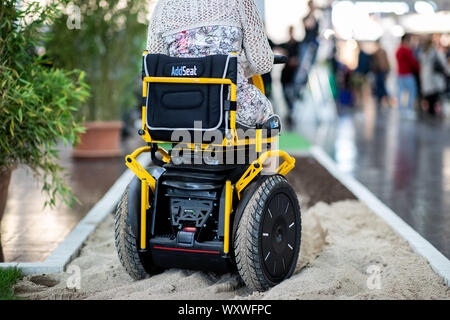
[0,0,449,263]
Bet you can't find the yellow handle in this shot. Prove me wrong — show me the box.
[251,75,265,96]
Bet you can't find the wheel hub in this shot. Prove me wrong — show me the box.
[261,192,298,280]
[275,227,283,243]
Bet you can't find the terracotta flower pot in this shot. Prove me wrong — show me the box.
[73,121,124,158]
[0,167,13,224]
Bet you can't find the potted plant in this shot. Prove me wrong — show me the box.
[47,0,150,158]
[0,1,90,221]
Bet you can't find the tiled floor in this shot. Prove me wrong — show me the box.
[297,103,450,259]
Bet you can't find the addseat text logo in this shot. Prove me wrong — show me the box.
[171,65,198,77]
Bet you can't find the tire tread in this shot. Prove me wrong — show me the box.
[114,188,149,280]
[234,175,301,291]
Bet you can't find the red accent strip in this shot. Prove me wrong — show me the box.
[153,246,220,254]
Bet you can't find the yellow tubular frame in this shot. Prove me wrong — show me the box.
[144,77,236,86]
[251,75,265,96]
[126,59,296,253]
[235,151,296,200]
[140,179,149,249]
[126,145,170,250]
[223,181,233,253]
[125,146,171,194]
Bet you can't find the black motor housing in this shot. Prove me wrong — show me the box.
[140,164,247,273]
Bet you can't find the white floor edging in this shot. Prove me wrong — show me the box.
[0,154,151,275]
[285,149,311,158]
[310,146,450,287]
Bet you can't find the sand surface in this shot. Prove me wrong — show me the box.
[14,199,450,300]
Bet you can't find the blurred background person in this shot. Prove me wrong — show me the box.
[372,40,391,109]
[395,34,420,119]
[410,34,424,113]
[301,0,320,62]
[294,0,320,97]
[280,25,300,126]
[419,35,449,117]
[351,42,372,108]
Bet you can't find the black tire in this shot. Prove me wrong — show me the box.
[234,175,301,291]
[114,188,155,280]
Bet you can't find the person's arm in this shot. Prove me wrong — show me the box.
[239,0,274,77]
[146,3,167,54]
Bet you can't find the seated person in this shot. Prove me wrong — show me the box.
[147,0,276,128]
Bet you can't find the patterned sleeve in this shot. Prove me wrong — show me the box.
[146,2,168,54]
[239,0,274,77]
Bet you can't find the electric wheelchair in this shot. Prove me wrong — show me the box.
[115,51,301,291]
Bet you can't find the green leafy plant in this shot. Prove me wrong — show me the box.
[48,0,150,121]
[0,0,90,207]
[0,268,22,300]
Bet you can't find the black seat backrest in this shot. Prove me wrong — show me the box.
[143,54,238,142]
